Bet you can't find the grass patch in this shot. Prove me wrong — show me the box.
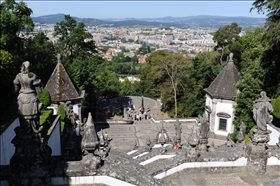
[40,109,53,126]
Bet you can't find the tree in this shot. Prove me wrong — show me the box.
[69,54,121,114]
[120,79,134,96]
[213,22,242,65]
[251,0,280,49]
[271,96,280,127]
[53,14,97,65]
[182,51,220,117]
[24,31,56,84]
[233,27,268,133]
[93,68,120,98]
[0,0,34,67]
[69,55,104,108]
[250,0,280,98]
[145,51,191,117]
[0,50,16,112]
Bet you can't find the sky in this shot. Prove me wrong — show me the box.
[24,1,266,19]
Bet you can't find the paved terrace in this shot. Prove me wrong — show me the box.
[95,96,227,151]
[93,96,280,186]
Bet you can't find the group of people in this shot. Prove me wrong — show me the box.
[129,112,152,121]
[127,101,152,121]
[226,138,234,147]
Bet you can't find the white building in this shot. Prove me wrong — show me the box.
[45,56,85,123]
[204,53,240,136]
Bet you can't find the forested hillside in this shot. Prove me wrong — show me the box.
[1,0,279,136]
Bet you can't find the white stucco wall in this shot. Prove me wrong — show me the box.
[73,103,81,124]
[48,119,61,156]
[214,100,235,136]
[73,104,79,117]
[0,118,20,165]
[205,95,235,136]
[205,95,212,109]
[1,116,62,165]
[205,95,214,131]
[268,124,280,146]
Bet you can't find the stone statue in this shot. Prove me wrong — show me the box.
[156,121,171,144]
[197,113,209,152]
[64,101,79,128]
[62,101,82,161]
[174,119,182,145]
[198,113,209,139]
[10,61,51,185]
[13,61,43,136]
[96,129,111,159]
[246,91,273,174]
[253,91,273,133]
[133,140,139,150]
[236,122,246,143]
[188,126,200,146]
[146,137,152,151]
[187,126,200,158]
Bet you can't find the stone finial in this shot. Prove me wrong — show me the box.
[229,53,233,62]
[237,122,246,143]
[57,53,61,63]
[81,112,99,152]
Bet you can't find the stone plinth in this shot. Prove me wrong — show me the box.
[9,127,51,186]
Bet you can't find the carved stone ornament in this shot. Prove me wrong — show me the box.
[205,105,212,113]
[81,112,101,170]
[217,112,231,118]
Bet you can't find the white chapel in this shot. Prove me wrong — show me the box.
[204,53,240,136]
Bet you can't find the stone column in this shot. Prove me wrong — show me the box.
[9,127,52,186]
[246,130,270,174]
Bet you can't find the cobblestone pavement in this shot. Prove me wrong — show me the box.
[163,167,280,186]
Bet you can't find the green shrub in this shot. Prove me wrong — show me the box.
[230,131,238,142]
[245,134,250,144]
[38,88,52,110]
[272,97,280,118]
[57,104,66,133]
[40,109,53,125]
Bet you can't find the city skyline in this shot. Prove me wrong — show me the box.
[25,1,266,19]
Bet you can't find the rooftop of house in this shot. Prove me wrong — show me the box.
[45,55,84,103]
[204,53,240,100]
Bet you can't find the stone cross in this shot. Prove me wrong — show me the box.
[57,53,61,63]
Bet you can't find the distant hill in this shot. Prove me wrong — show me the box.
[32,14,266,29]
[32,14,106,25]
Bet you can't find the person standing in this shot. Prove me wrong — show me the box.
[144,111,147,120]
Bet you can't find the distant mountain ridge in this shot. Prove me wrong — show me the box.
[32,14,266,28]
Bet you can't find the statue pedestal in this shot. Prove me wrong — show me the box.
[246,131,270,174]
[186,146,200,158]
[198,138,208,152]
[9,127,51,186]
[246,143,267,174]
[81,153,101,170]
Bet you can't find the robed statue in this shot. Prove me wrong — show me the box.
[13,61,43,135]
[253,91,273,133]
